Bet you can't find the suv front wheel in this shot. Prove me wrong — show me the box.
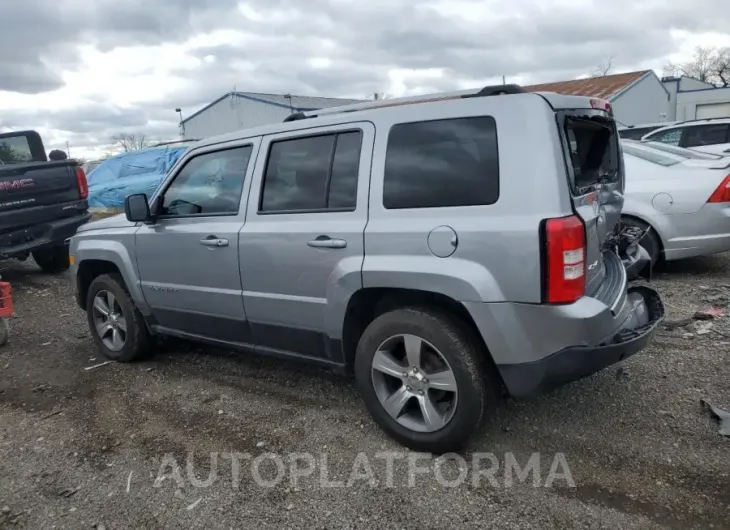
[354,306,495,453]
[86,273,151,362]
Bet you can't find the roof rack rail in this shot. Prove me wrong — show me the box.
[282,84,526,122]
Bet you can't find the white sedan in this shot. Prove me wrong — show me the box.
[621,140,730,265]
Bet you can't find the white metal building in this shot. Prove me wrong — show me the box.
[180,92,365,140]
[662,76,730,121]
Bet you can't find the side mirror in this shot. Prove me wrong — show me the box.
[124,194,151,223]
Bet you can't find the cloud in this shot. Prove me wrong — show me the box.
[0,0,729,157]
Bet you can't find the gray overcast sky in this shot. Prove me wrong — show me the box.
[0,0,728,157]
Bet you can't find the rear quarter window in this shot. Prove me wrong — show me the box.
[382,116,499,209]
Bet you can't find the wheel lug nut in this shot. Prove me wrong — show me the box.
[423,378,429,384]
[406,385,412,392]
[418,390,424,395]
[402,371,408,377]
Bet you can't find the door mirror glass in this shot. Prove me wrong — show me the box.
[125,193,151,222]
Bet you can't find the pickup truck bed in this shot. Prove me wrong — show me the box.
[0,159,90,271]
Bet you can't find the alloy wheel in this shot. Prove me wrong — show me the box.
[370,334,458,433]
[91,290,127,352]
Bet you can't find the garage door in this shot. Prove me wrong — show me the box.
[696,102,730,119]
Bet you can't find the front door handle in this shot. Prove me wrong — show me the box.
[307,236,347,249]
[200,236,229,247]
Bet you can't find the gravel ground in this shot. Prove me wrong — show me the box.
[0,256,729,529]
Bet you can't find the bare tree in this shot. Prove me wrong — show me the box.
[110,133,150,152]
[372,92,394,101]
[664,46,729,86]
[712,47,730,87]
[591,56,614,77]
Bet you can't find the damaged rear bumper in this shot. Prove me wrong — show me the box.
[497,286,664,397]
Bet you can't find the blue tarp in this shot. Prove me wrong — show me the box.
[86,146,188,208]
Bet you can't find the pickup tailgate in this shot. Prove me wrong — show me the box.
[0,161,86,231]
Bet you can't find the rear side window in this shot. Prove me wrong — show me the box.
[0,136,33,164]
[383,117,499,209]
[260,131,362,213]
[564,117,619,190]
[684,124,729,147]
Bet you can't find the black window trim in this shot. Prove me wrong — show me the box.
[382,115,500,210]
[257,128,364,216]
[681,123,730,148]
[154,144,254,220]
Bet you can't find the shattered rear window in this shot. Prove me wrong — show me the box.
[565,117,619,191]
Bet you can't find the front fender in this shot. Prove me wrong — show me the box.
[72,235,150,315]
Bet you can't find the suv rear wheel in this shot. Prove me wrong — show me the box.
[354,306,495,453]
[86,273,151,362]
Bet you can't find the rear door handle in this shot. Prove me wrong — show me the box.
[307,236,347,249]
[200,236,229,247]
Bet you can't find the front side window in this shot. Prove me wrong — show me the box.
[383,116,499,209]
[645,128,683,146]
[260,131,362,212]
[160,146,252,216]
[684,124,729,147]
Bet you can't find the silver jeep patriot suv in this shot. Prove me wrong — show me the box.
[70,85,664,453]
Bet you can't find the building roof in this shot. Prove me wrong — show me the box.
[524,70,651,100]
[182,91,365,124]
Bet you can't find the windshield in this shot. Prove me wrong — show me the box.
[621,142,683,166]
[640,141,722,160]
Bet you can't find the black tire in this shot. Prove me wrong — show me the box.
[86,273,151,362]
[354,306,497,453]
[32,244,70,273]
[621,216,661,274]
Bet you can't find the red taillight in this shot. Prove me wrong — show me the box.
[707,174,730,203]
[75,166,88,199]
[544,215,586,304]
[590,98,612,113]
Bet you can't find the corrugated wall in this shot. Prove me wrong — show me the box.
[183,95,293,140]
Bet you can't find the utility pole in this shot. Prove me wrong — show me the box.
[502,75,506,85]
[175,108,185,139]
